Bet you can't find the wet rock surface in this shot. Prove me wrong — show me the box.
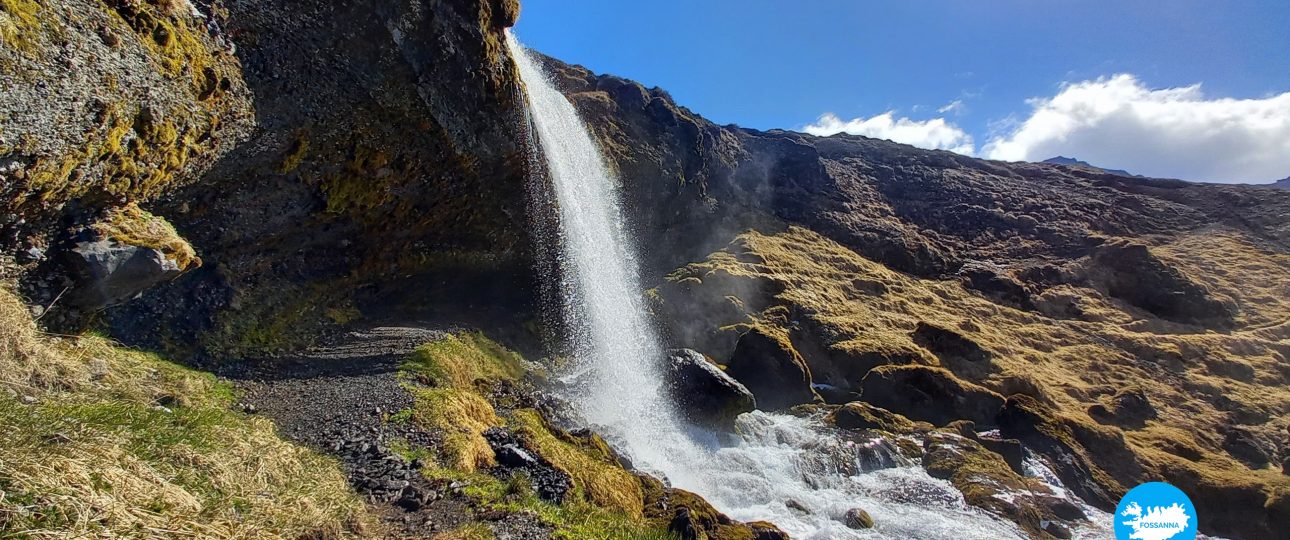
[664,348,756,429]
[827,401,923,434]
[724,327,819,411]
[843,507,874,529]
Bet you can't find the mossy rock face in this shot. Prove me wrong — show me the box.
[858,365,1004,427]
[1088,240,1238,326]
[998,395,1131,510]
[922,429,1082,539]
[0,0,251,240]
[827,401,927,434]
[724,326,819,411]
[640,476,787,540]
[98,0,534,358]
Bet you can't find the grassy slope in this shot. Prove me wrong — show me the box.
[0,286,372,538]
[399,332,677,540]
[658,225,1290,533]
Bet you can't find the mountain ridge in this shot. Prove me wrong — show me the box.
[1041,156,1136,177]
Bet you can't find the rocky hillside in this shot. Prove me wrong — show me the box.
[3,0,535,356]
[4,0,1290,539]
[544,58,1290,539]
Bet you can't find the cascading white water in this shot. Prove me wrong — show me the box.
[506,32,707,477]
[508,32,1082,539]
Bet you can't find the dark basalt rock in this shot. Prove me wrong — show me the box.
[1221,427,1271,468]
[332,432,441,509]
[664,348,756,429]
[484,427,572,503]
[858,365,1003,427]
[65,240,185,310]
[1087,386,1157,428]
[911,322,991,365]
[101,0,535,357]
[724,327,820,411]
[1089,240,1237,327]
[978,434,1026,475]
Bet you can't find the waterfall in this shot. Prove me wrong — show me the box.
[507,31,707,479]
[506,32,1085,540]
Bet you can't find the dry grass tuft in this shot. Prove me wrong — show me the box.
[0,286,373,538]
[404,331,525,389]
[402,331,524,472]
[410,387,501,472]
[434,522,495,540]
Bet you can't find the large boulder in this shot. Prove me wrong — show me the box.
[724,327,819,411]
[66,240,188,310]
[640,477,790,540]
[843,507,874,529]
[664,349,755,429]
[62,205,199,311]
[858,365,1003,427]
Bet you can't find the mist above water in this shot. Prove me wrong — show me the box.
[507,31,1042,539]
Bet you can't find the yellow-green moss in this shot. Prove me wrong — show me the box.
[0,0,45,53]
[104,0,221,90]
[403,331,525,389]
[319,144,398,214]
[410,386,501,472]
[324,305,362,325]
[202,281,352,358]
[21,102,210,212]
[278,133,310,174]
[93,202,200,270]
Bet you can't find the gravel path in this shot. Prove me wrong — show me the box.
[225,326,549,538]
[229,326,445,450]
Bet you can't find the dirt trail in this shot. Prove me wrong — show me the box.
[225,326,551,539]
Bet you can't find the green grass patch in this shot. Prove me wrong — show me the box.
[402,331,525,389]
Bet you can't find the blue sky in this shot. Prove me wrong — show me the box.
[513,1,1290,183]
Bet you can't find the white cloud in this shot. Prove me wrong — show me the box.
[803,112,975,155]
[983,74,1290,183]
[938,99,966,115]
